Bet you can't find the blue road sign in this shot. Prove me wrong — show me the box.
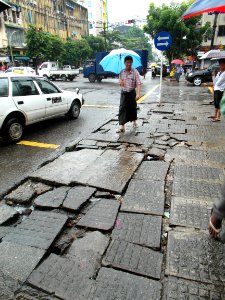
[154,31,172,51]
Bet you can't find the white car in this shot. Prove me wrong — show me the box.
[5,67,36,75]
[0,74,84,143]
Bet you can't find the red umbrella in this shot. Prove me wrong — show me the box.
[171,59,185,65]
[181,0,225,20]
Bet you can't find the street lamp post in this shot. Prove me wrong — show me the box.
[9,30,17,66]
[210,12,219,49]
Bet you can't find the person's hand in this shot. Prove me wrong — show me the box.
[212,70,216,76]
[119,79,124,87]
[136,94,141,101]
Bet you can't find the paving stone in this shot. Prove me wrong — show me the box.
[119,133,153,146]
[172,180,221,200]
[170,197,212,229]
[34,186,69,208]
[148,147,166,158]
[0,241,45,283]
[15,285,58,300]
[93,267,162,300]
[77,198,120,230]
[208,151,225,164]
[165,148,207,163]
[30,149,104,185]
[163,276,225,300]
[0,226,12,239]
[112,212,162,248]
[78,149,144,193]
[0,203,18,225]
[103,239,163,279]
[67,231,109,275]
[121,179,165,216]
[79,139,97,146]
[134,161,169,181]
[174,164,224,183]
[28,254,95,300]
[3,211,67,250]
[166,231,225,284]
[0,270,18,300]
[4,181,36,204]
[62,186,96,211]
[88,132,119,143]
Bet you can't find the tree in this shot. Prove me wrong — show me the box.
[25,25,50,63]
[144,1,211,62]
[83,35,105,57]
[48,35,65,62]
[61,38,91,67]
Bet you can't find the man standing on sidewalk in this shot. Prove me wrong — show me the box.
[175,65,182,82]
[116,55,141,133]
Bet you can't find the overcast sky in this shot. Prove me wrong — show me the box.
[107,0,183,23]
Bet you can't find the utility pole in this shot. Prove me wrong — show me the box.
[210,12,219,49]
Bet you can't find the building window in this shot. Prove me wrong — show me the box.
[88,12,92,19]
[218,25,225,36]
[88,1,92,7]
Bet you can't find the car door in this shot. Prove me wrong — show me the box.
[35,78,68,117]
[11,77,45,123]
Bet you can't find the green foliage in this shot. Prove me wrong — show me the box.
[25,25,91,67]
[25,25,50,60]
[144,1,211,61]
[83,35,105,57]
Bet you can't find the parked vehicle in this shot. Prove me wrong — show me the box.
[5,67,36,75]
[156,65,168,77]
[0,74,84,143]
[83,50,148,83]
[186,63,220,86]
[38,62,79,82]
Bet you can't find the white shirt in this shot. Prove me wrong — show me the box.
[213,71,225,91]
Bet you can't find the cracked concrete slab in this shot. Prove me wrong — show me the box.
[112,212,162,248]
[30,149,104,185]
[103,239,163,279]
[121,179,165,216]
[3,211,67,250]
[28,254,95,300]
[34,186,69,208]
[166,231,225,284]
[77,198,120,231]
[134,161,169,181]
[170,197,212,229]
[0,241,45,283]
[62,186,96,211]
[93,268,162,300]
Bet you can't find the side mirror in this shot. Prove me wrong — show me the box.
[76,88,79,94]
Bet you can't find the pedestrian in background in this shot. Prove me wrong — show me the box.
[152,66,156,79]
[208,59,225,122]
[117,55,141,133]
[175,64,182,82]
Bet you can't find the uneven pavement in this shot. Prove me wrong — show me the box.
[0,78,225,299]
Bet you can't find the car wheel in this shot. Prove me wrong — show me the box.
[97,77,102,82]
[51,75,56,81]
[69,77,74,81]
[43,74,49,80]
[193,76,202,86]
[88,74,96,83]
[61,75,67,82]
[2,118,24,143]
[68,101,80,119]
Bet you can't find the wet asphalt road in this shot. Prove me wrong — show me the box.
[0,72,159,196]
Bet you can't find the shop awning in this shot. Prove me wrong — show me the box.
[14,56,30,61]
[0,0,11,13]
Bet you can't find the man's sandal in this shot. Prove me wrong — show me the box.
[209,217,222,235]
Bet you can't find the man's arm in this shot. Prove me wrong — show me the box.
[215,72,225,87]
[135,70,141,100]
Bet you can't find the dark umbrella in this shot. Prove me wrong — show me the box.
[181,0,225,20]
[0,0,11,13]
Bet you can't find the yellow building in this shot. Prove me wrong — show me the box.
[0,0,88,62]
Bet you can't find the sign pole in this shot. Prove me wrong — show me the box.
[159,51,163,106]
[154,31,172,107]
